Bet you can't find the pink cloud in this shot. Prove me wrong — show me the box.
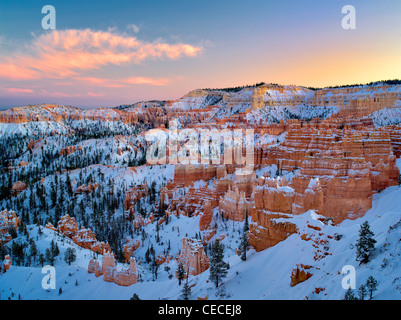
[0,64,40,80]
[87,91,104,97]
[77,76,170,87]
[5,88,34,94]
[124,76,169,86]
[0,29,203,80]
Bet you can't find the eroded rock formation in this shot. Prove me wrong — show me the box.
[0,210,21,245]
[176,238,209,276]
[55,215,111,255]
[290,264,313,287]
[10,181,27,197]
[88,252,138,286]
[2,255,11,273]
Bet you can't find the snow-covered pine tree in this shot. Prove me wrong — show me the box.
[357,284,367,300]
[209,239,228,288]
[181,277,191,300]
[356,221,376,264]
[64,247,77,266]
[243,212,249,232]
[130,293,141,300]
[366,276,378,300]
[343,287,358,300]
[240,212,250,261]
[240,232,249,261]
[177,262,185,286]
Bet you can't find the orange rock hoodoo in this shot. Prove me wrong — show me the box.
[124,183,149,220]
[123,238,141,262]
[219,186,252,222]
[88,252,138,286]
[0,210,21,245]
[74,182,99,195]
[60,145,82,156]
[10,181,27,197]
[2,255,11,273]
[176,238,209,276]
[290,264,313,287]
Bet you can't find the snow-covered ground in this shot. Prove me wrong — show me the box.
[369,106,401,126]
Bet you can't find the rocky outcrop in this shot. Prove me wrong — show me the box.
[45,222,57,232]
[0,209,21,245]
[57,214,79,238]
[101,251,117,282]
[132,213,154,230]
[156,253,172,265]
[254,177,295,214]
[254,121,399,223]
[10,181,27,197]
[173,164,217,187]
[386,125,401,157]
[114,258,138,286]
[176,238,209,276]
[302,178,324,213]
[291,157,373,222]
[72,228,111,255]
[74,183,99,195]
[124,183,149,220]
[219,187,252,221]
[290,264,313,287]
[250,83,401,118]
[60,146,82,156]
[248,212,297,252]
[87,259,100,276]
[91,241,112,256]
[199,201,214,231]
[88,252,138,286]
[2,255,11,273]
[56,214,110,255]
[123,238,141,262]
[72,228,97,248]
[161,181,217,218]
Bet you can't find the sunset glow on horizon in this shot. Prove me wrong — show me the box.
[0,0,400,109]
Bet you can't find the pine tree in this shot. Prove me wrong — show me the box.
[243,212,249,232]
[64,247,77,266]
[177,262,185,286]
[240,231,249,261]
[29,240,37,262]
[181,276,191,300]
[65,174,73,197]
[356,221,376,264]
[343,287,358,300]
[39,253,45,267]
[209,239,228,288]
[239,213,249,261]
[145,246,151,263]
[45,248,54,265]
[366,276,378,300]
[50,240,60,258]
[156,223,160,243]
[357,284,367,300]
[130,293,141,300]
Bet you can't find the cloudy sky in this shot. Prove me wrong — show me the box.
[0,0,400,108]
